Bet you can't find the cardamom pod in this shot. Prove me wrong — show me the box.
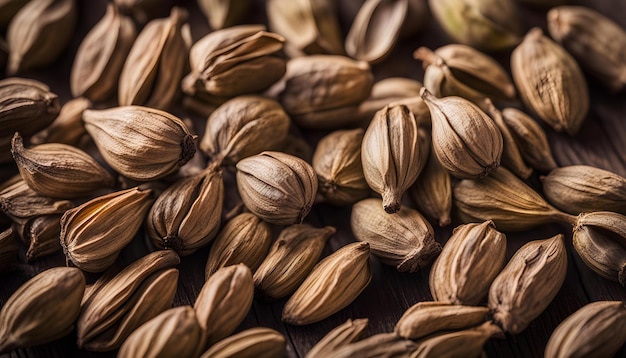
[182,25,286,100]
[411,321,504,357]
[511,27,589,135]
[236,151,318,225]
[395,302,490,340]
[11,133,114,198]
[454,167,577,231]
[545,301,626,358]
[548,6,626,92]
[489,234,568,334]
[199,95,290,166]
[77,250,180,351]
[329,332,417,358]
[409,149,452,227]
[60,187,154,272]
[195,264,254,346]
[200,327,286,358]
[6,0,77,74]
[428,0,522,51]
[0,227,17,273]
[306,318,368,358]
[351,198,441,273]
[542,165,626,216]
[359,77,430,127]
[199,0,249,30]
[430,221,506,305]
[501,107,558,172]
[204,212,272,278]
[118,306,204,358]
[31,97,91,147]
[362,104,424,213]
[0,267,85,354]
[70,3,136,102]
[573,211,626,285]
[282,242,371,325]
[119,7,190,110]
[313,128,370,206]
[267,0,344,56]
[146,166,224,256]
[82,106,197,181]
[0,179,72,226]
[22,214,62,262]
[0,0,28,27]
[414,45,516,103]
[254,224,335,301]
[421,88,503,179]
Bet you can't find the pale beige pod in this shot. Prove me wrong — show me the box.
[200,327,286,358]
[395,302,490,340]
[306,318,369,358]
[409,149,452,227]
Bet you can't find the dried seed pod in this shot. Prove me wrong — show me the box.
[0,227,17,273]
[118,306,204,358]
[313,128,370,206]
[511,28,589,135]
[362,104,423,213]
[77,250,180,351]
[31,97,91,146]
[282,242,371,325]
[83,106,197,181]
[542,165,626,216]
[428,0,522,51]
[183,25,286,100]
[11,133,114,198]
[0,267,85,354]
[421,88,503,179]
[254,224,335,301]
[489,234,568,334]
[119,7,190,110]
[6,0,77,74]
[267,0,344,56]
[359,77,430,127]
[71,3,136,102]
[545,301,626,358]
[414,45,516,103]
[0,179,72,226]
[146,166,224,256]
[329,332,417,358]
[395,302,490,340]
[548,6,626,92]
[199,95,290,166]
[204,213,272,278]
[351,198,441,272]
[409,149,452,227]
[195,264,254,346]
[454,167,577,231]
[573,211,626,285]
[430,221,507,305]
[199,0,249,30]
[236,151,317,225]
[411,321,504,357]
[501,107,557,172]
[200,327,286,358]
[23,214,62,262]
[306,318,368,358]
[60,187,154,273]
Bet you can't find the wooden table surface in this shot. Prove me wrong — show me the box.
[1,0,626,357]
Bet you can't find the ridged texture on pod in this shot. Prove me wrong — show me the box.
[31,97,91,147]
[22,214,62,262]
[411,321,504,357]
[409,149,452,227]
[0,179,72,226]
[200,327,286,358]
[329,332,417,358]
[306,318,368,358]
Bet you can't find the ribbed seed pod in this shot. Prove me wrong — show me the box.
[411,321,504,357]
[573,211,626,286]
[306,318,369,358]
[0,228,17,273]
[254,224,335,301]
[282,242,372,325]
[0,179,72,226]
[545,301,626,358]
[205,212,272,278]
[489,234,568,334]
[395,302,490,340]
[0,267,85,354]
[420,88,503,179]
[200,327,286,358]
[118,306,204,358]
[409,149,452,227]
[236,151,317,225]
[454,167,577,231]
[362,104,423,213]
[195,264,254,346]
[542,165,626,216]
[11,132,114,198]
[329,332,417,358]
[23,214,62,262]
[31,97,91,147]
[83,106,197,181]
[511,28,589,135]
[351,198,441,273]
[60,187,154,272]
[430,221,506,305]
[146,166,224,256]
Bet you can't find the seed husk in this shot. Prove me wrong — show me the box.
[306,318,369,358]
[31,97,91,147]
[0,179,72,226]
[409,148,452,227]
[411,321,504,357]
[200,327,286,358]
[22,214,62,262]
[329,332,417,358]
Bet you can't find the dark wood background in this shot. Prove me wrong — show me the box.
[1,0,626,357]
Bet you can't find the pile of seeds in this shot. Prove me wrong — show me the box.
[1,0,626,356]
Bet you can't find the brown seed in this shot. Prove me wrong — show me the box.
[395,302,490,340]
[411,321,504,357]
[22,214,62,262]
[0,179,72,226]
[31,97,92,147]
[306,318,369,358]
[200,327,286,358]
[409,148,452,227]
